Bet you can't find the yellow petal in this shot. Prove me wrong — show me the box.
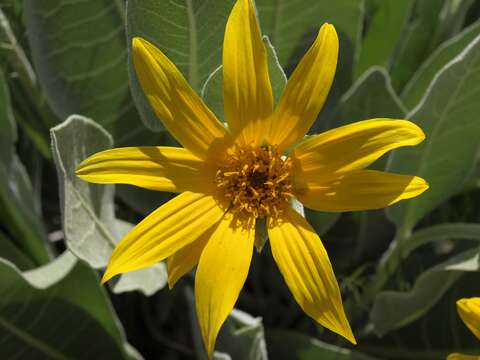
[223,0,273,146]
[292,119,425,183]
[268,24,339,150]
[296,170,428,212]
[268,207,356,344]
[166,226,214,289]
[132,37,231,158]
[447,354,480,360]
[102,192,225,283]
[76,146,215,193]
[457,297,480,340]
[195,215,255,358]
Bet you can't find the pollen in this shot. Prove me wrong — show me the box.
[215,145,294,218]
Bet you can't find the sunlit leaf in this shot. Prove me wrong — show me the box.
[24,0,156,143]
[387,34,480,232]
[332,66,406,128]
[355,0,414,77]
[51,115,167,295]
[126,0,235,130]
[402,20,480,109]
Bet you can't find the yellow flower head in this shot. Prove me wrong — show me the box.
[447,298,480,360]
[76,0,428,357]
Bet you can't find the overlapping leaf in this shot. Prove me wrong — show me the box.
[0,69,49,265]
[51,115,167,296]
[387,34,480,232]
[24,0,155,143]
[0,252,141,359]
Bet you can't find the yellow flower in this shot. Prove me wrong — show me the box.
[76,0,428,356]
[447,298,480,360]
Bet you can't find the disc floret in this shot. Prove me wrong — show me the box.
[215,145,294,218]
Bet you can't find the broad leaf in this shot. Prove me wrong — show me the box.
[51,115,167,295]
[387,34,480,232]
[0,68,49,265]
[24,0,154,143]
[330,67,406,174]
[375,223,480,290]
[0,252,141,359]
[126,0,363,130]
[126,0,235,130]
[51,115,116,268]
[355,0,414,78]
[371,246,480,336]
[388,0,445,91]
[402,20,480,109]
[332,67,406,128]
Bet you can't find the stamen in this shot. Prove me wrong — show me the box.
[214,145,293,219]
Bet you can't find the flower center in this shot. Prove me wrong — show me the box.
[215,145,293,218]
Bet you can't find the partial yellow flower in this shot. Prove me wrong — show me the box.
[447,298,480,360]
[76,0,428,357]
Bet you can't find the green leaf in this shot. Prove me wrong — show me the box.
[256,0,364,71]
[332,66,406,127]
[267,330,378,360]
[201,36,287,121]
[402,20,480,109]
[0,68,49,265]
[387,34,480,232]
[0,252,141,359]
[51,115,117,268]
[388,0,445,91]
[126,0,363,130]
[370,223,480,301]
[126,0,235,130]
[51,115,167,295]
[0,230,34,270]
[355,0,414,78]
[24,0,154,143]
[371,246,480,336]
[430,0,475,51]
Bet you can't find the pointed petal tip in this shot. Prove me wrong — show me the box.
[101,267,117,285]
[405,120,426,143]
[132,37,151,60]
[167,276,176,290]
[345,330,357,345]
[320,22,338,37]
[414,176,429,194]
[131,36,144,49]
